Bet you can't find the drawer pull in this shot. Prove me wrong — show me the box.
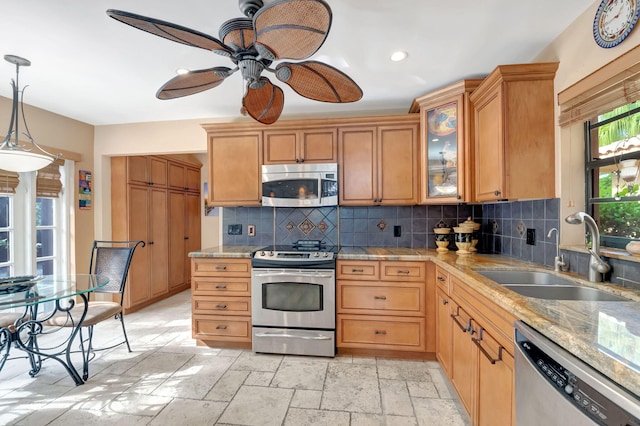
[472,328,503,365]
[397,269,410,274]
[451,307,473,334]
[216,266,227,270]
[215,305,228,309]
[216,325,228,330]
[437,276,445,282]
[374,296,387,300]
[351,268,364,273]
[374,330,387,335]
[215,285,227,289]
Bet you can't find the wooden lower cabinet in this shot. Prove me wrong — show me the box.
[436,268,515,425]
[191,258,252,348]
[336,260,430,355]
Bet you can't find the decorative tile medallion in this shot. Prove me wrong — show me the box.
[492,220,500,234]
[377,220,387,231]
[298,218,315,235]
[516,221,525,237]
[317,221,328,233]
[286,221,296,232]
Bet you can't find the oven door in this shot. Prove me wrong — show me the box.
[251,268,335,329]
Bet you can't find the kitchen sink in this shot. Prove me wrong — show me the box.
[502,284,629,301]
[476,270,577,286]
[476,270,630,301]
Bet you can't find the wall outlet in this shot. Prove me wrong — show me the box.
[394,225,401,237]
[248,224,256,237]
[526,228,536,245]
[227,224,242,235]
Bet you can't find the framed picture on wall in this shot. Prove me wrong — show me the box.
[79,170,92,210]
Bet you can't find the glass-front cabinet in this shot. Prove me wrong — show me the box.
[413,79,483,203]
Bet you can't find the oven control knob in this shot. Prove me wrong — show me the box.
[313,252,319,257]
[259,251,265,257]
[268,251,274,257]
[323,252,329,257]
[564,384,574,395]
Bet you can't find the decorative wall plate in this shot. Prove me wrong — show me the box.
[593,0,640,48]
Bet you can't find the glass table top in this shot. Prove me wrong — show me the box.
[0,274,109,310]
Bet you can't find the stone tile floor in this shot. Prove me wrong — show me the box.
[0,290,470,425]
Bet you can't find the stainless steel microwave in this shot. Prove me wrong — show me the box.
[262,163,338,207]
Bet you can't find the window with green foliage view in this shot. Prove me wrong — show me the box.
[586,101,640,249]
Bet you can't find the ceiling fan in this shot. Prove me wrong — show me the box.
[106,0,363,125]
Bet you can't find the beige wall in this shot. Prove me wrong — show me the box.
[0,96,94,275]
[534,0,640,245]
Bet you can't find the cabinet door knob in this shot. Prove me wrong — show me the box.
[437,276,445,282]
[148,241,154,245]
[494,190,501,196]
[442,299,448,305]
[456,194,462,200]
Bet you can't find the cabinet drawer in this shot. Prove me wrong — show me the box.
[337,314,425,351]
[191,277,251,296]
[337,260,379,280]
[192,258,251,277]
[435,266,450,293]
[380,261,425,281]
[192,315,251,342]
[192,296,251,315]
[337,281,424,316]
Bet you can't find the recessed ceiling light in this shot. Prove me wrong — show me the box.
[390,51,408,62]
[176,68,190,75]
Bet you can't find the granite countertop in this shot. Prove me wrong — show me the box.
[190,245,640,398]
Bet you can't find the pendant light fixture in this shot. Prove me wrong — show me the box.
[0,54,58,172]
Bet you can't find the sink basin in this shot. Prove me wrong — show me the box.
[476,270,577,286]
[476,270,630,301]
[502,285,629,301]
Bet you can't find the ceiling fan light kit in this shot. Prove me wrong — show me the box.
[106,0,362,124]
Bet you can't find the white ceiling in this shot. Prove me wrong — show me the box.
[1,0,594,126]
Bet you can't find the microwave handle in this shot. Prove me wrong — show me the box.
[253,271,334,279]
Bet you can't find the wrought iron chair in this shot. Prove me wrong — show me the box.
[46,240,144,379]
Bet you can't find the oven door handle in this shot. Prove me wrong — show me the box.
[254,332,333,340]
[252,271,334,279]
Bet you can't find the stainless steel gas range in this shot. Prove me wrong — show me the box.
[251,240,336,357]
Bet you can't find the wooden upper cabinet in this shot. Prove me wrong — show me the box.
[377,124,419,205]
[412,79,483,203]
[338,126,376,205]
[338,116,419,206]
[207,131,262,206]
[470,62,558,201]
[263,127,337,164]
[127,156,167,187]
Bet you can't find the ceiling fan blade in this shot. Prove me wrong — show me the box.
[106,9,233,55]
[156,67,232,100]
[243,77,284,125]
[275,61,363,103]
[253,0,331,60]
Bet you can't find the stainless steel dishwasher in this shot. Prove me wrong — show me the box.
[514,321,640,426]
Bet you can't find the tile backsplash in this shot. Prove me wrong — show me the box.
[220,198,640,290]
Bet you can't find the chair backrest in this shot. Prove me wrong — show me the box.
[89,240,145,299]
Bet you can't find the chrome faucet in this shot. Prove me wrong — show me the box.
[564,212,611,282]
[546,228,567,272]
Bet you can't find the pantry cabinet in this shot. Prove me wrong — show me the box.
[263,127,337,164]
[112,155,201,313]
[412,79,483,203]
[338,116,419,206]
[470,62,558,201]
[191,258,252,348]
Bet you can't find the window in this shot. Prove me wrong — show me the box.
[585,101,640,249]
[0,160,70,278]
